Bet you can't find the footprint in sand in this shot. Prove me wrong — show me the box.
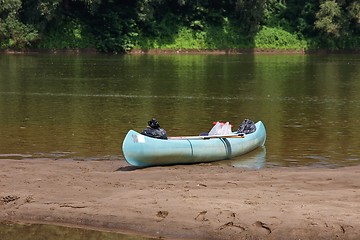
[254,221,271,234]
[195,210,208,221]
[0,195,20,204]
[156,210,168,221]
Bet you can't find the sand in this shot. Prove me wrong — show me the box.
[0,159,359,239]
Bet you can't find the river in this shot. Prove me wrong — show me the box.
[0,53,359,167]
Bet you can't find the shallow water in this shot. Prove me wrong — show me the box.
[0,53,359,167]
[0,222,153,240]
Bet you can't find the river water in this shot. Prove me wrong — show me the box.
[0,53,359,168]
[0,222,153,240]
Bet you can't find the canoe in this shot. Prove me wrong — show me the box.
[122,121,266,167]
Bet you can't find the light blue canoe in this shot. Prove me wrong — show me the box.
[122,121,266,167]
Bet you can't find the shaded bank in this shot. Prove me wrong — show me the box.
[1,48,359,55]
[1,159,359,239]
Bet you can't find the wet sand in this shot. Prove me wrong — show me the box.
[0,159,359,239]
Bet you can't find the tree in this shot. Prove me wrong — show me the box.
[234,0,266,35]
[0,0,38,49]
[348,1,360,34]
[0,0,358,51]
[314,0,342,37]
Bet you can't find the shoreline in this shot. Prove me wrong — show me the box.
[1,48,359,55]
[1,159,359,239]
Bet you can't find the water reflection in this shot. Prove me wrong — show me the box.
[0,222,153,240]
[219,146,266,169]
[0,54,359,167]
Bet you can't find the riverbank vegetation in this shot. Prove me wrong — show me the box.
[0,0,359,53]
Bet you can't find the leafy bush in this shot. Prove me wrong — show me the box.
[0,16,38,49]
[254,26,307,50]
[135,20,254,51]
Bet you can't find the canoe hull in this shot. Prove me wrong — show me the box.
[122,121,266,167]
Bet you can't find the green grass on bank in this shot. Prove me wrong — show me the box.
[13,19,357,53]
[33,17,309,52]
[134,26,308,52]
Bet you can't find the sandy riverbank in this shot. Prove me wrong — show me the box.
[0,159,359,239]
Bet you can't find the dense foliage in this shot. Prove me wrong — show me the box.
[0,0,359,52]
